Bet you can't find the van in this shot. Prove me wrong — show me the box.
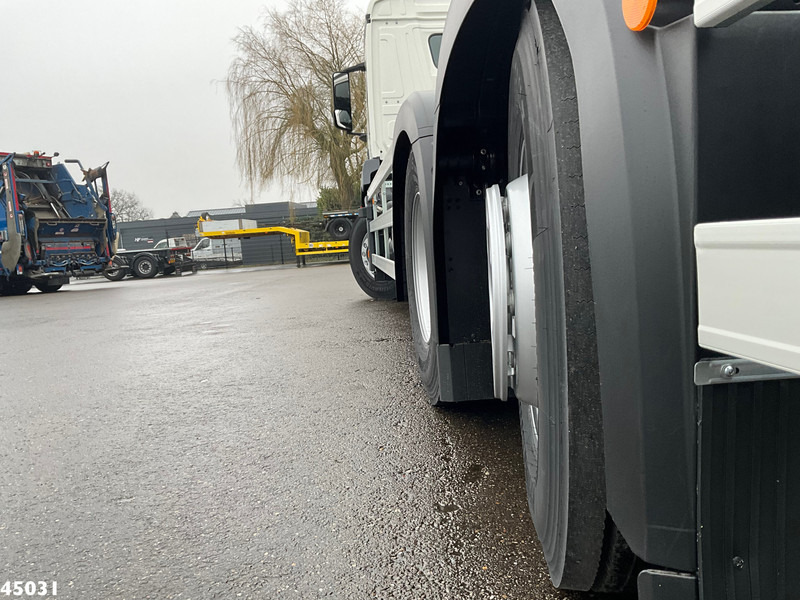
[191,237,242,267]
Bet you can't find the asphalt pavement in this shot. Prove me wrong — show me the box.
[0,264,580,600]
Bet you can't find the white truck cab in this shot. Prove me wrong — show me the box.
[364,0,449,159]
[333,0,449,160]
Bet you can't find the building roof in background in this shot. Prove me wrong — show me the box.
[186,207,247,217]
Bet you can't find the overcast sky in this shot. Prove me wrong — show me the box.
[0,0,366,219]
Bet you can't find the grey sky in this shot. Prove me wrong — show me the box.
[0,0,366,219]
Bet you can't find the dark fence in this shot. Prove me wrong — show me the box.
[116,202,319,267]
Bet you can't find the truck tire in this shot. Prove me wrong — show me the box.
[404,153,441,404]
[103,268,126,281]
[328,217,352,241]
[348,217,395,300]
[34,282,62,293]
[132,255,158,279]
[508,2,635,592]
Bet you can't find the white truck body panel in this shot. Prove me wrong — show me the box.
[696,218,800,375]
[365,0,449,159]
[693,0,772,27]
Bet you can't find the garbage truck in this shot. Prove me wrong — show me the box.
[0,152,115,294]
[332,0,800,598]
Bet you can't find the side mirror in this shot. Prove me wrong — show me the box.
[332,72,354,132]
[332,63,365,135]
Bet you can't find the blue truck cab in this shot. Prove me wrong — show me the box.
[0,151,115,294]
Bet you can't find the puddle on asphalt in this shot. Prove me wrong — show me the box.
[464,463,485,483]
[434,502,459,513]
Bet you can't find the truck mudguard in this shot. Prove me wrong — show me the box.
[431,0,800,580]
[431,0,698,572]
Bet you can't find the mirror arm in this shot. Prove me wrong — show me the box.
[340,62,366,74]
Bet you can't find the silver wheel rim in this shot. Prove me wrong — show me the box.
[411,192,431,343]
[486,185,510,400]
[486,175,539,467]
[139,260,153,275]
[360,232,376,279]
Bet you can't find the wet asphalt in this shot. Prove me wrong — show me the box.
[0,263,582,600]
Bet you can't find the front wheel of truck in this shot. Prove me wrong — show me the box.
[404,153,441,405]
[348,217,395,300]
[505,2,636,592]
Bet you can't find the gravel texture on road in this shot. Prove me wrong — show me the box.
[0,264,581,599]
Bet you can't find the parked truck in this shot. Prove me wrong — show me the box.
[0,152,115,295]
[104,237,195,281]
[333,1,800,598]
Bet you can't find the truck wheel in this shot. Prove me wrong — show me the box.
[348,217,395,300]
[328,217,352,241]
[34,282,62,293]
[132,255,158,279]
[507,2,635,592]
[404,153,442,404]
[103,268,126,281]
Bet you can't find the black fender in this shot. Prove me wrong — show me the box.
[132,251,159,263]
[555,6,800,579]
[388,84,495,402]
[548,2,698,573]
[429,0,523,403]
[430,0,699,572]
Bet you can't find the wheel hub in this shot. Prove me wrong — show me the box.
[360,233,375,279]
[485,175,537,405]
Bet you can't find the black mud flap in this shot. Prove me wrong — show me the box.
[699,379,800,599]
[436,342,494,403]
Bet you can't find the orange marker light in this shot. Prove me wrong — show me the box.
[623,0,658,31]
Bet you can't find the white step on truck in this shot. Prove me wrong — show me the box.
[333,0,800,598]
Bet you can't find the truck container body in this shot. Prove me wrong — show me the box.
[334,0,800,598]
[0,152,115,294]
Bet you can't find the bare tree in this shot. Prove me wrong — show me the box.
[227,0,366,211]
[111,189,153,222]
